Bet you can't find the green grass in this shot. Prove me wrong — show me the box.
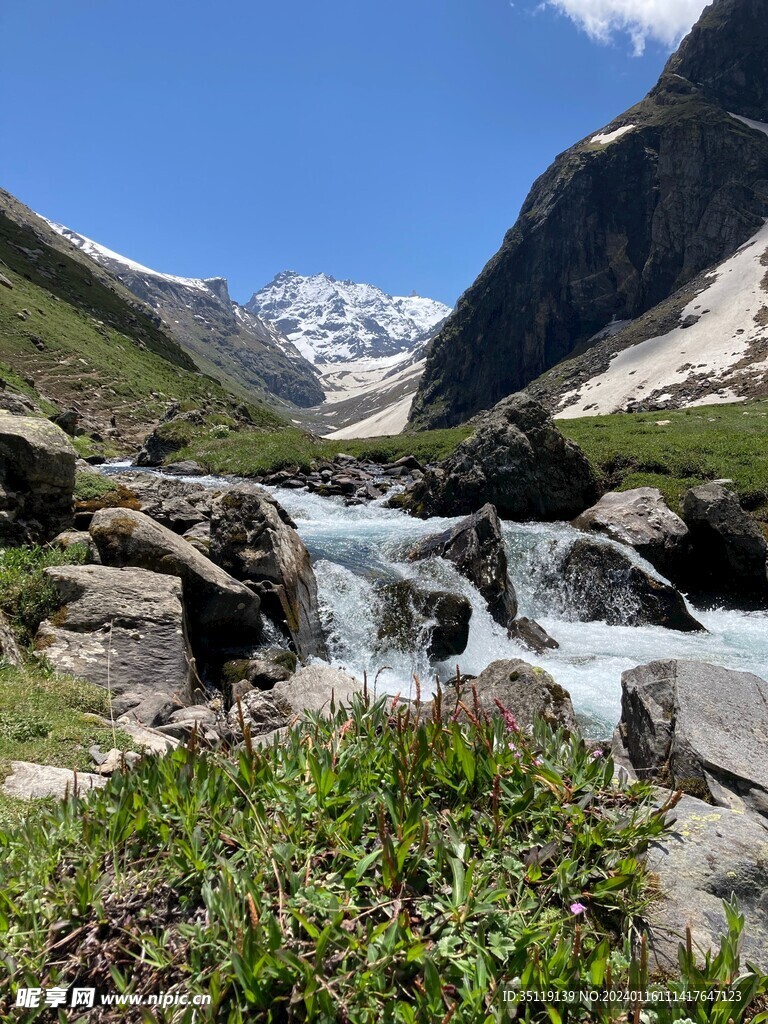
[0,544,88,645]
[0,201,287,441]
[0,697,765,1022]
[560,400,768,521]
[172,424,472,476]
[0,663,134,829]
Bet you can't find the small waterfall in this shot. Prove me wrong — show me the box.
[100,469,768,738]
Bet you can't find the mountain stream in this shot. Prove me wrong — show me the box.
[106,466,768,738]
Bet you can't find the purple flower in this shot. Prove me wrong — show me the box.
[494,699,519,733]
[570,902,587,916]
[590,750,603,761]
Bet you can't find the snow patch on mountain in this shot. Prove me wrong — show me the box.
[555,220,768,418]
[729,113,768,139]
[246,271,451,364]
[590,124,636,145]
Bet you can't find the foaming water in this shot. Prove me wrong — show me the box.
[269,488,768,737]
[102,469,768,737]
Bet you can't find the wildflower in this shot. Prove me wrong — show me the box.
[494,698,519,733]
[590,749,603,761]
[570,901,587,916]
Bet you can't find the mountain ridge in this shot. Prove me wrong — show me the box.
[410,0,768,429]
[46,223,325,408]
[0,187,283,444]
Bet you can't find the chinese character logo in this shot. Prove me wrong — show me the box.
[45,987,69,1007]
[15,989,42,1008]
[71,987,96,1008]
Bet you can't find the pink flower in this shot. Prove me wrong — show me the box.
[570,902,587,916]
[494,699,519,733]
[590,750,603,761]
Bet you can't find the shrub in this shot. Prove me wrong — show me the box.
[0,544,87,645]
[73,470,118,502]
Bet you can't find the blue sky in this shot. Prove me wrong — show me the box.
[0,0,704,306]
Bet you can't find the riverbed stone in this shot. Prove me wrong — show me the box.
[103,472,215,534]
[209,487,326,660]
[220,649,297,703]
[228,664,360,737]
[408,504,518,627]
[2,761,107,801]
[616,660,768,818]
[507,617,559,655]
[376,580,472,661]
[559,538,704,632]
[36,564,191,721]
[645,795,768,972]
[682,483,768,604]
[89,507,261,651]
[439,659,577,733]
[573,488,689,580]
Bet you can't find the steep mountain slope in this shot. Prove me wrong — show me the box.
[47,225,324,408]
[247,271,450,363]
[0,188,283,444]
[410,0,768,429]
[529,218,768,417]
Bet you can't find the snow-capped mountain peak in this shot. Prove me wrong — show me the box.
[246,271,451,364]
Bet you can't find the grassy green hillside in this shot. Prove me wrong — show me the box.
[560,400,768,522]
[0,189,284,445]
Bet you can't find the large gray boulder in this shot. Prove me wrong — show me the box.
[89,508,261,650]
[682,483,768,604]
[439,659,577,733]
[407,504,517,627]
[559,538,704,632]
[573,488,689,580]
[209,487,326,660]
[2,761,107,801]
[376,580,472,661]
[0,412,76,544]
[646,795,768,972]
[616,660,768,819]
[228,664,360,738]
[36,565,191,722]
[401,394,598,521]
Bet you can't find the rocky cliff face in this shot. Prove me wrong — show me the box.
[410,0,768,428]
[48,225,325,408]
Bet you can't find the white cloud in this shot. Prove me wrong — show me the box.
[545,0,711,55]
